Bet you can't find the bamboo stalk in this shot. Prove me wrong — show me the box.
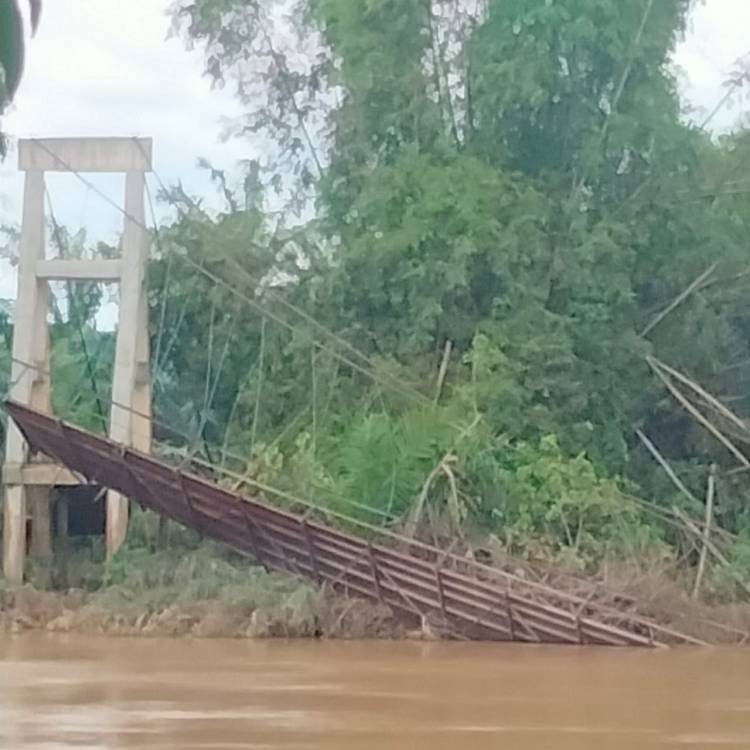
[250,316,267,458]
[405,414,480,538]
[576,0,655,196]
[640,263,717,337]
[405,460,444,539]
[650,357,750,437]
[635,429,700,505]
[647,358,750,468]
[435,339,453,404]
[692,465,716,601]
[673,506,750,599]
[634,430,736,553]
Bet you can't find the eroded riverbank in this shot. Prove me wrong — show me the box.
[0,580,403,641]
[2,540,750,644]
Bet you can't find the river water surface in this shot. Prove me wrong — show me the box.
[1,635,749,749]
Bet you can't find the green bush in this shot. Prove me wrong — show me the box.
[470,434,667,569]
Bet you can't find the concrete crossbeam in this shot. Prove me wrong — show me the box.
[18,137,152,173]
[36,258,122,281]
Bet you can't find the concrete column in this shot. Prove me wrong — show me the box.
[132,271,152,453]
[3,170,49,583]
[4,138,153,577]
[2,486,27,584]
[54,493,69,587]
[106,170,149,556]
[29,486,52,560]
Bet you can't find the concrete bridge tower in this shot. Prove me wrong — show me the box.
[2,137,153,583]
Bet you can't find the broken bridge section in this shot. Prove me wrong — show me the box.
[4,401,704,647]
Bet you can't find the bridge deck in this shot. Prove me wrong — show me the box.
[4,401,704,647]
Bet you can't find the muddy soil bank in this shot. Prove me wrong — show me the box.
[0,541,406,639]
[2,540,749,644]
[0,580,405,639]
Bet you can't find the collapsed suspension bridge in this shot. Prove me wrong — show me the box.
[5,400,706,648]
[1,137,736,650]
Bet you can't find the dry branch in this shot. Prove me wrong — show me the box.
[692,464,716,601]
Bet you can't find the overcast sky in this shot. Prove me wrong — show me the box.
[1,0,750,304]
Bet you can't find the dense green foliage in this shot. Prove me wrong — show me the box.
[4,1,750,591]
[149,0,750,585]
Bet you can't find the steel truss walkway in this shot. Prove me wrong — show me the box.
[5,401,704,647]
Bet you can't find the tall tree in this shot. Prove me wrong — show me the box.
[168,0,750,561]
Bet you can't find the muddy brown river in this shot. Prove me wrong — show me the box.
[1,636,749,749]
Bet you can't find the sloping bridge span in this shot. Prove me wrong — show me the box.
[4,401,703,647]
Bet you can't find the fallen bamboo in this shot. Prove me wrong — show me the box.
[673,506,750,599]
[647,358,750,469]
[640,263,717,337]
[636,429,700,506]
[651,357,750,437]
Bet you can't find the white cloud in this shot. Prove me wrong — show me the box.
[1,0,251,304]
[0,0,249,232]
[673,0,750,130]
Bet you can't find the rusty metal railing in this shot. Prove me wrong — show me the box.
[4,401,705,647]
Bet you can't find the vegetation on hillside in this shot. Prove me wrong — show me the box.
[3,0,750,604]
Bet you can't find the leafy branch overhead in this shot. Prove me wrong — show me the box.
[0,0,41,103]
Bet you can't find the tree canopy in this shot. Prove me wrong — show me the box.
[150,1,750,577]
[4,0,750,590]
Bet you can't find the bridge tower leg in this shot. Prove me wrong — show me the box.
[2,137,153,583]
